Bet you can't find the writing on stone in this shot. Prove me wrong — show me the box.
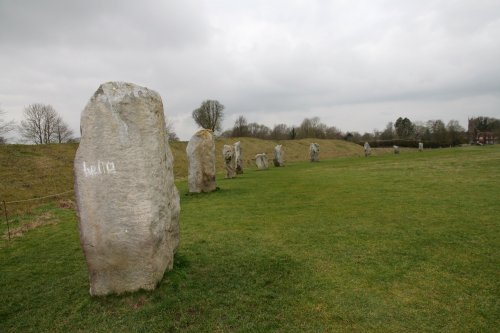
[83,160,116,177]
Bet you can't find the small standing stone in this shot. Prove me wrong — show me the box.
[223,144,236,179]
[234,141,243,174]
[186,129,217,193]
[255,153,269,170]
[74,81,180,296]
[418,142,424,152]
[310,143,320,162]
[273,144,285,167]
[393,145,400,154]
[364,142,371,157]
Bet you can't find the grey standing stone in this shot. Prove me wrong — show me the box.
[364,142,371,157]
[234,141,243,174]
[186,129,217,193]
[74,81,180,296]
[418,142,424,151]
[255,153,269,170]
[310,143,320,162]
[393,145,400,154]
[223,144,236,178]
[273,144,284,167]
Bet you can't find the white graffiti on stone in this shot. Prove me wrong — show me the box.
[83,161,116,177]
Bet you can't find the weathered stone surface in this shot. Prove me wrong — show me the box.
[393,145,400,154]
[364,142,371,157]
[234,141,243,174]
[273,144,284,167]
[186,129,217,193]
[223,144,236,179]
[255,153,269,170]
[310,143,320,162]
[74,81,180,296]
[418,142,424,151]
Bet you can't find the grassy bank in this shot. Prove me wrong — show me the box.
[0,138,378,205]
[1,145,499,331]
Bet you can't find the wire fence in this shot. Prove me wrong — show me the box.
[1,189,75,245]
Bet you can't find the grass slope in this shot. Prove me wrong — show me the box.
[0,138,373,204]
[1,146,499,331]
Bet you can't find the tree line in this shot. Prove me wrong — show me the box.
[191,100,499,147]
[0,103,74,144]
[2,98,498,146]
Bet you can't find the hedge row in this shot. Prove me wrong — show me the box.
[357,140,445,148]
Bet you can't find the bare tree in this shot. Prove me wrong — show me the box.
[325,126,343,139]
[297,117,327,139]
[192,100,225,133]
[19,104,72,144]
[232,115,249,137]
[54,116,74,143]
[270,123,290,140]
[165,117,179,141]
[247,122,271,139]
[0,107,15,144]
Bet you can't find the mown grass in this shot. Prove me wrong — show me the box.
[1,145,499,332]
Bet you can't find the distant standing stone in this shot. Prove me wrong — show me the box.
[234,141,243,174]
[255,153,269,170]
[310,143,320,162]
[364,142,371,157]
[273,144,284,167]
[74,81,180,296]
[186,129,217,193]
[393,145,400,154]
[418,142,424,152]
[223,144,236,178]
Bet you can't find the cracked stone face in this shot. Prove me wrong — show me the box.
[364,142,371,157]
[186,129,217,193]
[273,144,284,167]
[255,153,269,170]
[74,81,180,296]
[223,144,236,179]
[310,143,320,162]
[234,141,243,174]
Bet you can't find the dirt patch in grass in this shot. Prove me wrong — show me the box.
[58,199,76,210]
[3,211,58,240]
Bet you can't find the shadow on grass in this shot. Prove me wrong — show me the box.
[77,246,308,331]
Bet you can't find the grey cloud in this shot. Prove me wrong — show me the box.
[1,0,499,140]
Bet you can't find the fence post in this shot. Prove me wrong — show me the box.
[3,200,10,242]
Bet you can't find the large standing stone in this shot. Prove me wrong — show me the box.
[74,81,180,296]
[234,141,243,174]
[418,142,424,152]
[310,143,320,162]
[393,145,400,154]
[186,129,217,193]
[364,142,371,157]
[273,144,284,167]
[223,144,236,179]
[255,153,269,170]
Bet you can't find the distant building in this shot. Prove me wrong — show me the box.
[475,132,497,145]
[468,118,498,145]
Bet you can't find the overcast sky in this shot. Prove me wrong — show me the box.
[1,0,499,141]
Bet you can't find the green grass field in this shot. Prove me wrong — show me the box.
[1,145,499,332]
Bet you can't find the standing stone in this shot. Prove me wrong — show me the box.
[310,143,320,162]
[418,142,424,152]
[234,141,243,174]
[393,145,400,154]
[223,144,236,179]
[273,144,285,167]
[255,153,269,170]
[74,81,180,296]
[364,142,371,157]
[186,129,217,193]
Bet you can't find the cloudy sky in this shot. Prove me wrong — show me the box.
[1,0,499,141]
